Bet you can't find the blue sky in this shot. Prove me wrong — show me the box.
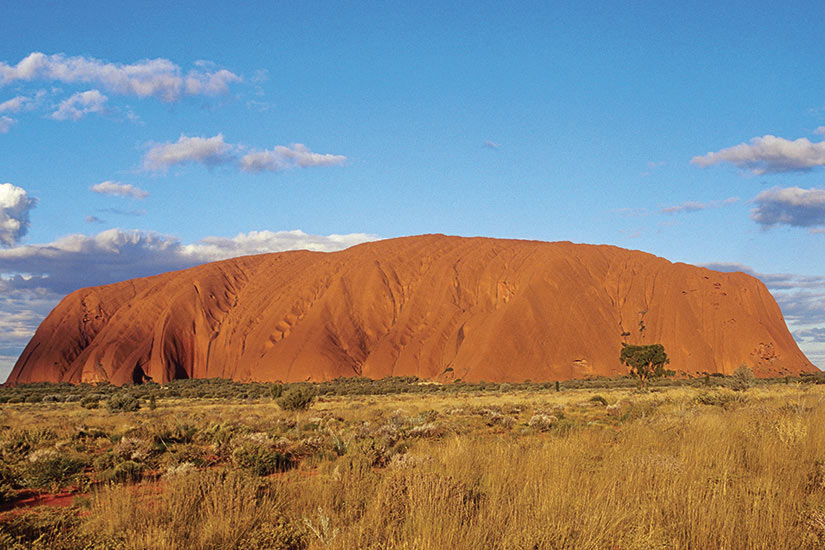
[2,1,825,380]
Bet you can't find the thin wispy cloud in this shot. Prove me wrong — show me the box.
[795,327,825,343]
[641,160,666,176]
[0,183,37,247]
[90,180,149,199]
[692,135,825,174]
[0,52,241,102]
[239,144,347,172]
[660,197,739,214]
[611,207,648,218]
[144,134,347,173]
[51,89,108,121]
[98,207,146,217]
[617,228,643,239]
[750,186,825,229]
[0,116,14,133]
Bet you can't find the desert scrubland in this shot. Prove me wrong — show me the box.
[1,377,824,549]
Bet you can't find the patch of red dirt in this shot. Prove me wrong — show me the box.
[0,489,81,513]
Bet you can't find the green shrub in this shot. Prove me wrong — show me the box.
[106,394,140,413]
[277,386,316,411]
[100,460,143,483]
[589,395,608,405]
[80,395,100,409]
[232,444,293,476]
[24,449,87,491]
[695,390,746,407]
[3,428,57,459]
[152,424,196,449]
[92,452,116,472]
[165,443,210,468]
[0,462,21,504]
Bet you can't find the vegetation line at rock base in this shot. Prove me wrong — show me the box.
[3,369,822,404]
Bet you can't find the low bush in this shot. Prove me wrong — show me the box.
[528,414,557,431]
[0,462,20,504]
[24,449,87,491]
[2,428,57,459]
[106,394,140,413]
[232,443,294,476]
[695,390,746,407]
[277,386,316,411]
[80,395,100,409]
[100,460,143,483]
[730,365,756,392]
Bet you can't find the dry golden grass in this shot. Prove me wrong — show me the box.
[3,383,825,548]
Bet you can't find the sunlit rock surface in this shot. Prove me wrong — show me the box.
[7,234,816,385]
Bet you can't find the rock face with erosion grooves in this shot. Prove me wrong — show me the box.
[6,235,817,385]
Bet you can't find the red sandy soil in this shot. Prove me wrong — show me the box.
[0,489,81,513]
[6,234,817,385]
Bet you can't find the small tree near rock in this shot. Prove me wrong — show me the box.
[730,364,756,392]
[620,343,672,390]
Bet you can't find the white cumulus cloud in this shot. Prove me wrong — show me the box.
[692,135,825,174]
[181,230,377,261]
[0,228,379,294]
[0,52,240,102]
[143,134,234,171]
[0,95,31,114]
[90,180,149,199]
[144,134,347,174]
[51,89,107,121]
[750,186,825,228]
[0,183,37,247]
[239,144,347,172]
